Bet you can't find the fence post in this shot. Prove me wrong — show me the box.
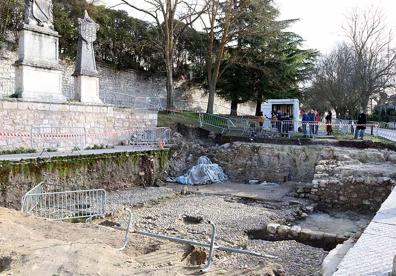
[30,127,34,150]
[83,127,87,149]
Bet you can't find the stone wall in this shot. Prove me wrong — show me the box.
[170,140,396,211]
[169,142,323,183]
[0,150,169,209]
[0,49,15,98]
[0,99,157,150]
[0,49,256,115]
[296,147,396,211]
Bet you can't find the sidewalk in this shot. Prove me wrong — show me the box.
[0,145,165,161]
[333,187,396,275]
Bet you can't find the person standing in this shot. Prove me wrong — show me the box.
[308,110,315,137]
[325,111,333,135]
[355,111,367,139]
[271,112,277,128]
[314,110,321,135]
[282,112,291,137]
[302,110,309,138]
[257,112,264,128]
[276,110,282,133]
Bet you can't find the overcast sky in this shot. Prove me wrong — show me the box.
[101,0,396,55]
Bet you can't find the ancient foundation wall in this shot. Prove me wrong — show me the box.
[296,147,396,211]
[170,139,396,211]
[0,99,157,150]
[0,150,169,209]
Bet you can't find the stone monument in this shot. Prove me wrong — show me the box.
[15,0,65,102]
[73,11,102,104]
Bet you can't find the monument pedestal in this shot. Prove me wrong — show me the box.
[15,25,65,102]
[74,75,102,104]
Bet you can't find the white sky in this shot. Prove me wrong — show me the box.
[101,0,396,55]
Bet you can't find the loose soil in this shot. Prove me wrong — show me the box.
[0,182,370,275]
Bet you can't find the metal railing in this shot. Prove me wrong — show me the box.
[237,118,396,142]
[31,126,87,154]
[120,209,276,272]
[21,182,107,221]
[199,113,251,134]
[129,127,172,147]
[102,93,164,111]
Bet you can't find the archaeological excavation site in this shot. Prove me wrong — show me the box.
[1,122,396,276]
[2,0,396,275]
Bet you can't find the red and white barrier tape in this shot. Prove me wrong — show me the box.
[0,127,170,138]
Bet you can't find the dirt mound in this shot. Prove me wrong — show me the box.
[0,208,141,275]
[0,208,282,275]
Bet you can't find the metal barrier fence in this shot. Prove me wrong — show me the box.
[21,182,107,221]
[31,126,86,153]
[102,93,164,111]
[242,119,394,141]
[129,127,172,147]
[199,113,251,134]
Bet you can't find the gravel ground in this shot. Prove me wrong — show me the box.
[106,186,328,275]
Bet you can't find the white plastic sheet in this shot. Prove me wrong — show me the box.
[169,156,228,185]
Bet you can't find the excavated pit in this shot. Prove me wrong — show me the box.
[2,139,395,275]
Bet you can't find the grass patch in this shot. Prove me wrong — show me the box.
[0,147,37,155]
[363,135,394,144]
[333,130,394,144]
[158,111,200,127]
[84,144,114,150]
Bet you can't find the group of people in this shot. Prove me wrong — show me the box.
[256,108,367,140]
[301,109,334,137]
[301,110,321,137]
[256,110,292,137]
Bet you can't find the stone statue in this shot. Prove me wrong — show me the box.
[25,0,54,29]
[73,11,100,76]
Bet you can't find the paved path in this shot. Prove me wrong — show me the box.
[334,187,396,275]
[376,128,396,142]
[0,145,165,161]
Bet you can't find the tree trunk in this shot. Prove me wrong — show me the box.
[165,60,174,111]
[230,100,238,116]
[207,81,216,114]
[255,99,262,116]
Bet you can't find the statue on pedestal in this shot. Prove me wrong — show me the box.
[74,11,99,76]
[25,0,54,29]
[16,0,65,103]
[73,11,102,104]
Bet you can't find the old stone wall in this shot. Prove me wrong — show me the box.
[0,49,256,115]
[0,150,169,209]
[296,147,396,211]
[169,143,323,183]
[170,140,396,211]
[0,99,157,150]
[0,49,15,98]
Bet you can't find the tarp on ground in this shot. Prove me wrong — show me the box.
[168,156,228,185]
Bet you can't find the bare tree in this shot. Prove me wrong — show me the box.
[305,44,361,118]
[344,8,396,112]
[119,0,206,110]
